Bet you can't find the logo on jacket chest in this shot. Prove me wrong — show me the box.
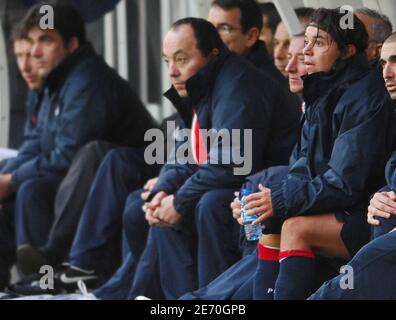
[54,105,61,117]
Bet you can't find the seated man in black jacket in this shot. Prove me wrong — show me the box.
[245,8,394,300]
[309,32,396,300]
[126,17,301,300]
[0,1,156,290]
[208,0,287,87]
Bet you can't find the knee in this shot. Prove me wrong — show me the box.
[101,148,132,173]
[372,216,396,239]
[281,216,311,242]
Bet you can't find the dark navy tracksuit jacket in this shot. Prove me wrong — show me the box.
[5,42,156,190]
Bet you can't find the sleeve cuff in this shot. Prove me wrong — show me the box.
[378,186,393,193]
[270,183,286,218]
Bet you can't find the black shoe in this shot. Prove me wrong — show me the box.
[17,244,51,276]
[55,266,101,292]
[6,277,67,297]
[7,264,70,297]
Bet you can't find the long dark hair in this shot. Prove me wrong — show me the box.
[309,7,368,69]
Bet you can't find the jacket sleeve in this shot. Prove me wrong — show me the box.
[11,80,108,189]
[382,151,396,192]
[173,73,273,216]
[1,126,41,176]
[150,124,197,196]
[270,97,392,219]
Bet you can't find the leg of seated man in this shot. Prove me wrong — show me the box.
[179,249,258,300]
[45,141,115,264]
[147,224,198,300]
[254,234,281,300]
[274,212,369,300]
[195,189,240,287]
[67,148,158,280]
[92,189,153,300]
[93,252,135,300]
[122,190,150,263]
[127,227,163,300]
[309,229,396,299]
[372,215,396,240]
[15,174,63,275]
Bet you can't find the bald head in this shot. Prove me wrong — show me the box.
[384,32,396,45]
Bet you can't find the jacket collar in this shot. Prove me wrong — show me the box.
[245,40,272,69]
[184,45,231,106]
[163,88,194,127]
[302,52,369,105]
[45,42,96,94]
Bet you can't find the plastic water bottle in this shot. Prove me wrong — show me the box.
[240,188,262,241]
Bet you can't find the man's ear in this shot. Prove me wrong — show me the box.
[376,43,383,58]
[67,36,80,53]
[343,44,357,59]
[208,48,220,59]
[245,27,260,47]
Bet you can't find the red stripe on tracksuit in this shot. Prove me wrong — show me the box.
[258,243,280,261]
[279,250,315,261]
[192,109,208,165]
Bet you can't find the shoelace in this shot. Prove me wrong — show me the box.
[77,280,89,296]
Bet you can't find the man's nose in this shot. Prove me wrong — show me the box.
[21,57,32,73]
[303,43,313,56]
[31,43,42,58]
[168,61,180,77]
[285,56,296,73]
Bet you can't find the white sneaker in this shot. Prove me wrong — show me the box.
[135,295,152,300]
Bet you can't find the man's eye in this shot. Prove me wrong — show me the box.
[41,37,52,43]
[176,58,187,64]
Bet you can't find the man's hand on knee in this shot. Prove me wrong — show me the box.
[141,177,159,201]
[368,191,396,226]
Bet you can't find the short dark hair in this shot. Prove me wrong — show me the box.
[21,0,86,46]
[171,18,223,57]
[355,7,393,44]
[294,7,315,30]
[259,3,280,35]
[309,7,368,56]
[211,0,263,34]
[11,22,28,43]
